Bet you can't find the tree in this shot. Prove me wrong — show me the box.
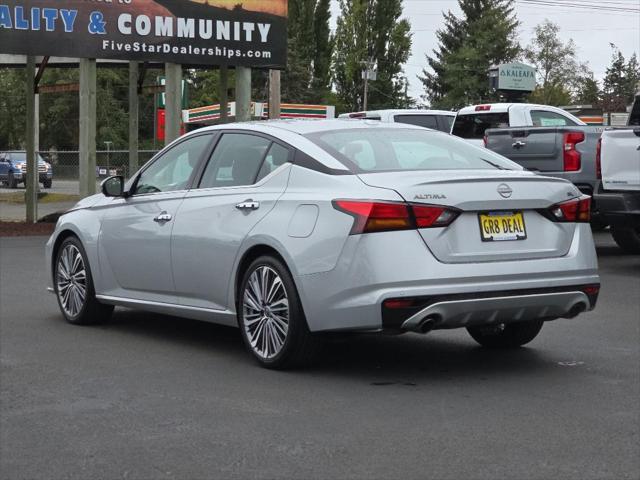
[420,0,520,109]
[524,20,589,106]
[333,0,412,112]
[601,46,640,112]
[311,0,333,101]
[574,74,600,105]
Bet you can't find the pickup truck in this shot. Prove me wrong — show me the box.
[338,109,455,133]
[452,103,586,146]
[0,151,53,189]
[484,124,602,204]
[594,94,640,253]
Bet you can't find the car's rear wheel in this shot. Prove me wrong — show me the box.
[238,255,320,369]
[54,236,113,325]
[467,320,544,348]
[610,225,640,254]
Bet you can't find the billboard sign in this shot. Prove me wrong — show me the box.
[0,1,287,68]
[496,62,536,92]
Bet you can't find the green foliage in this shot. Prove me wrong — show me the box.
[0,65,161,151]
[574,75,600,105]
[420,0,520,109]
[601,47,640,112]
[524,20,590,106]
[0,68,27,150]
[333,0,412,112]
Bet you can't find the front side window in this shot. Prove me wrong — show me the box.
[134,135,211,195]
[199,133,271,188]
[307,128,520,172]
[531,110,578,127]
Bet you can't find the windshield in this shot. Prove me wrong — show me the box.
[9,153,46,163]
[305,128,520,173]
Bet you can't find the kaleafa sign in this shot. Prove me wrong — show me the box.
[497,62,537,92]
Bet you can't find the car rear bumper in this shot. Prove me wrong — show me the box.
[296,224,599,333]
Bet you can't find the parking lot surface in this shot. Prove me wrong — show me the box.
[1,232,638,479]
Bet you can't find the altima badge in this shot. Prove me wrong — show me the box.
[497,184,513,198]
[414,193,447,200]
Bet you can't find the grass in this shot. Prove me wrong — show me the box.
[0,192,79,204]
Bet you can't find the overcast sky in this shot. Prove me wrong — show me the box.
[330,0,640,103]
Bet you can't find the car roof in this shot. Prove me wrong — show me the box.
[193,118,429,136]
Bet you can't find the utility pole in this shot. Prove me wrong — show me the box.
[361,59,376,112]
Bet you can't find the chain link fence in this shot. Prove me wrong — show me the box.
[0,150,158,221]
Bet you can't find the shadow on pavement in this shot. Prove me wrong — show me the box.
[97,308,554,383]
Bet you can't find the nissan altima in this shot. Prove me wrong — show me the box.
[45,120,600,368]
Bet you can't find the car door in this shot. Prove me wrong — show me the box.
[97,133,213,303]
[171,131,292,311]
[0,154,8,181]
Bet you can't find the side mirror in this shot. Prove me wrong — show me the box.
[101,175,125,197]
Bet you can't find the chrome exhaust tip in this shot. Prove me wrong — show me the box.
[563,302,587,319]
[416,315,441,334]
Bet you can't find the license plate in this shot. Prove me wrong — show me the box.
[478,211,527,242]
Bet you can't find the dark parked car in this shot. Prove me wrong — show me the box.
[0,152,53,189]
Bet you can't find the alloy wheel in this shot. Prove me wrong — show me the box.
[242,266,290,360]
[56,244,87,317]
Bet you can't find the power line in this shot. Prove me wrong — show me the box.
[516,0,640,13]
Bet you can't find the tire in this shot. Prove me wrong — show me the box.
[610,225,640,254]
[7,172,17,189]
[238,255,321,369]
[54,236,113,325]
[43,179,52,189]
[467,320,544,348]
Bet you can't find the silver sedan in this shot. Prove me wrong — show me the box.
[45,120,600,368]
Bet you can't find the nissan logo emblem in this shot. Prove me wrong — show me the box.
[497,184,513,198]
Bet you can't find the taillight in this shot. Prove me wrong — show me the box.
[595,137,602,180]
[412,204,459,228]
[332,200,460,234]
[563,131,585,172]
[483,135,488,147]
[475,105,491,111]
[548,195,591,223]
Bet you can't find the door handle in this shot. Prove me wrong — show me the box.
[153,211,172,223]
[512,140,527,149]
[235,200,260,211]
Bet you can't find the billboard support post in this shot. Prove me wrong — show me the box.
[129,62,139,178]
[25,56,37,223]
[269,70,281,119]
[165,63,182,145]
[219,66,229,124]
[236,67,251,122]
[79,58,97,199]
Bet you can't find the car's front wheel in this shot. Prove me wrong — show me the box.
[54,236,113,325]
[238,255,320,369]
[7,172,17,189]
[43,179,52,189]
[467,320,544,348]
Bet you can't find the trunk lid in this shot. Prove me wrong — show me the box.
[358,169,581,263]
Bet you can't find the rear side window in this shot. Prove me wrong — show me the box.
[531,110,578,127]
[199,133,271,188]
[256,142,291,182]
[452,113,510,139]
[394,114,439,130]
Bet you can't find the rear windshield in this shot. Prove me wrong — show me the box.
[452,112,510,139]
[394,114,445,132]
[305,128,520,172]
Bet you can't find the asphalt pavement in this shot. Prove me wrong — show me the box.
[1,232,638,479]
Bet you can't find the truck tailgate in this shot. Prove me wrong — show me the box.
[485,127,563,172]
